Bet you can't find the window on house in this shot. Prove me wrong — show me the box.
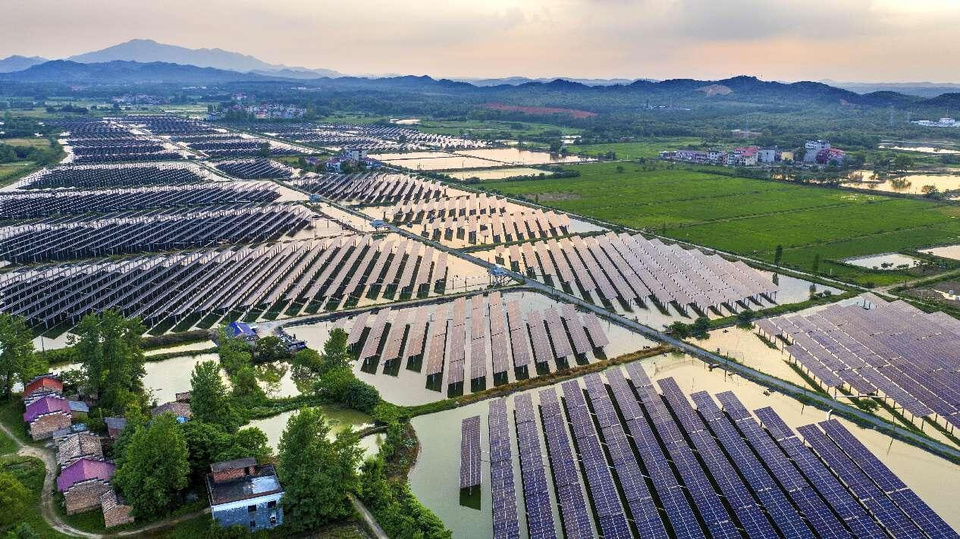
[248,505,257,513]
[267,500,277,508]
[249,521,256,528]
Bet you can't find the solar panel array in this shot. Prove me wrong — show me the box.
[463,367,954,539]
[214,158,296,179]
[0,233,455,328]
[495,232,777,313]
[13,162,209,190]
[345,292,611,394]
[460,415,482,490]
[489,399,520,539]
[0,183,281,219]
[757,293,960,429]
[288,173,449,204]
[258,121,483,151]
[0,204,315,264]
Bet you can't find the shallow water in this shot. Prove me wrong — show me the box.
[843,252,922,270]
[878,144,960,155]
[445,167,553,181]
[454,148,586,165]
[246,406,383,460]
[846,170,960,194]
[921,244,960,261]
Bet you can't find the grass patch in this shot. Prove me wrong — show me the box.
[1,455,69,538]
[0,427,16,455]
[0,399,36,447]
[567,138,702,160]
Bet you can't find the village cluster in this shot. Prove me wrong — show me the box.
[660,139,847,167]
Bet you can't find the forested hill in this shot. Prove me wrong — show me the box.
[2,61,958,114]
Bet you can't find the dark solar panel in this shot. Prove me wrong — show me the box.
[460,416,482,489]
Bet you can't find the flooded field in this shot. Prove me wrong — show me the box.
[878,144,960,155]
[446,167,552,181]
[284,289,656,405]
[921,244,960,261]
[382,155,499,171]
[846,170,960,194]
[455,148,587,165]
[410,353,960,537]
[843,252,922,270]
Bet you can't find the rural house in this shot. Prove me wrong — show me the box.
[57,458,116,514]
[23,395,72,440]
[206,458,284,531]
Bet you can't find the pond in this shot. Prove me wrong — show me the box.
[246,406,383,460]
[381,156,500,171]
[409,353,960,537]
[843,253,922,270]
[845,170,960,195]
[921,245,960,261]
[454,148,587,165]
[445,167,553,181]
[878,144,960,155]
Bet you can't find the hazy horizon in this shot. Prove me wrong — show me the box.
[3,0,960,83]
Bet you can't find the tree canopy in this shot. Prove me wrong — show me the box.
[73,310,146,413]
[277,408,362,533]
[114,413,190,519]
[0,314,41,399]
[190,360,239,432]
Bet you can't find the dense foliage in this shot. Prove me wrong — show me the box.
[0,314,42,399]
[114,413,190,519]
[276,408,362,533]
[73,310,147,413]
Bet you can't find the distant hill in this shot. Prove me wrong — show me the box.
[828,81,960,99]
[0,60,279,84]
[461,76,640,87]
[0,55,48,73]
[67,38,341,78]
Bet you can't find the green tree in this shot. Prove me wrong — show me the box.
[667,321,691,339]
[277,409,362,532]
[893,154,915,171]
[114,413,190,519]
[691,317,711,339]
[314,366,356,400]
[736,309,755,328]
[773,245,783,267]
[0,471,29,526]
[5,522,40,539]
[320,328,353,374]
[190,361,238,432]
[341,379,380,413]
[73,311,146,413]
[231,365,264,400]
[216,427,271,463]
[217,327,253,375]
[0,314,41,398]
[257,142,271,158]
[180,420,232,480]
[254,336,290,363]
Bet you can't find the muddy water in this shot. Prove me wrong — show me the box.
[843,253,922,270]
[446,168,553,181]
[409,354,960,537]
[846,170,960,194]
[921,245,960,261]
[454,148,587,165]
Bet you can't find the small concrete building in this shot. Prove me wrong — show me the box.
[23,395,72,440]
[57,458,115,514]
[206,458,284,531]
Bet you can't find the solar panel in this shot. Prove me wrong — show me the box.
[460,416,482,489]
[488,399,520,539]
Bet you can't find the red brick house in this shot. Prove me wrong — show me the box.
[100,489,135,528]
[22,374,63,403]
[23,395,72,440]
[57,458,116,514]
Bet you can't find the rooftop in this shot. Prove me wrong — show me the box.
[211,457,257,474]
[23,395,71,423]
[57,458,115,492]
[206,464,283,506]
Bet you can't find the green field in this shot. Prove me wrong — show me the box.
[478,162,960,285]
[1,455,67,538]
[567,138,702,160]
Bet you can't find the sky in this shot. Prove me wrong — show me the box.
[3,0,960,82]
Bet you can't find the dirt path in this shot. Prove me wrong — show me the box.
[0,421,207,538]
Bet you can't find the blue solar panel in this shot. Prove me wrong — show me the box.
[798,424,921,538]
[488,398,520,539]
[560,380,631,536]
[604,368,706,539]
[817,420,957,538]
[512,394,557,539]
[538,388,595,538]
[656,378,781,538]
